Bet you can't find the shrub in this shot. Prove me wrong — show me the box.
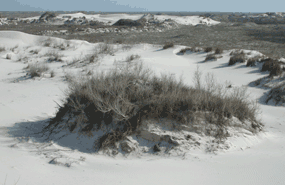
[45,50,64,62]
[205,54,217,61]
[177,47,191,54]
[246,58,257,67]
[0,47,5,52]
[97,43,115,55]
[215,48,223,54]
[85,53,99,63]
[266,84,285,105]
[261,59,277,72]
[29,49,40,55]
[228,53,246,65]
[6,54,12,60]
[41,61,262,151]
[163,42,174,49]
[204,47,213,52]
[125,54,141,63]
[270,63,282,76]
[42,37,53,47]
[26,63,49,78]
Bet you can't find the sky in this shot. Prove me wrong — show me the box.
[0,0,284,12]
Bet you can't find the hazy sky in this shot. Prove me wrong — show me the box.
[1,0,284,12]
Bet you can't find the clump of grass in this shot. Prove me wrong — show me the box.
[266,83,285,105]
[45,50,64,62]
[0,47,5,52]
[53,41,71,50]
[228,53,246,66]
[50,70,55,78]
[10,45,19,53]
[163,42,174,49]
[29,49,40,55]
[214,48,223,54]
[246,58,257,67]
[205,54,218,61]
[41,61,262,152]
[42,37,53,47]
[125,54,141,63]
[204,47,212,52]
[269,63,282,76]
[84,53,99,63]
[6,54,12,60]
[177,47,192,55]
[26,63,50,78]
[97,43,115,55]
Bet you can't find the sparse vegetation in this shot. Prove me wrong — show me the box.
[45,50,64,62]
[229,53,246,65]
[246,57,258,67]
[214,47,223,54]
[266,83,285,105]
[40,61,262,152]
[204,47,213,52]
[205,54,218,61]
[0,47,5,52]
[26,63,50,78]
[177,47,192,54]
[125,54,141,63]
[260,58,283,76]
[163,42,174,49]
[6,54,11,60]
[96,43,115,55]
[29,49,40,55]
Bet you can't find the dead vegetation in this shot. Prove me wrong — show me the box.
[45,50,64,62]
[266,83,285,105]
[205,54,223,62]
[261,58,283,76]
[204,47,212,52]
[40,60,262,153]
[26,63,50,78]
[229,52,246,65]
[0,47,5,52]
[163,42,174,49]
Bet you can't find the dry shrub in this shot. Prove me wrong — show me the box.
[125,54,141,63]
[205,54,217,61]
[29,49,40,55]
[26,63,49,78]
[270,63,282,76]
[178,47,192,54]
[163,42,174,49]
[215,48,223,54]
[204,47,213,52]
[97,43,115,55]
[6,54,12,60]
[45,50,64,62]
[229,53,246,65]
[246,58,258,67]
[266,83,285,105]
[41,62,261,151]
[260,58,283,77]
[42,37,53,47]
[0,47,5,52]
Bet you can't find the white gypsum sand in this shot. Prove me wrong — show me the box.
[0,31,284,185]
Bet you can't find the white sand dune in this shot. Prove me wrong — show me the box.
[0,31,284,185]
[20,12,220,26]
